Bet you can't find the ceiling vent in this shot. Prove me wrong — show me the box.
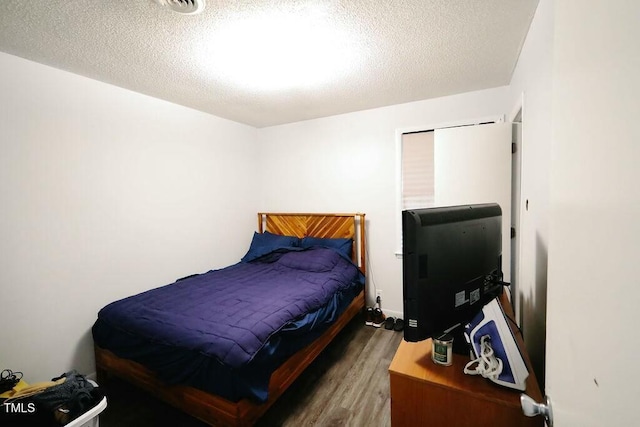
[154,0,206,15]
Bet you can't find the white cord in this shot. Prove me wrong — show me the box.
[363,219,378,305]
[464,335,503,380]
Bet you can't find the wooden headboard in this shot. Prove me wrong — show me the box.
[257,212,366,275]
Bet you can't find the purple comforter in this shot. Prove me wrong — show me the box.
[95,247,363,369]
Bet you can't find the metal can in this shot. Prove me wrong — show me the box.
[432,334,453,366]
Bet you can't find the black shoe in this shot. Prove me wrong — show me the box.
[372,308,385,328]
[384,317,395,330]
[365,307,374,326]
[393,318,405,332]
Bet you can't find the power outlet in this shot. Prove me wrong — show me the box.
[376,290,382,302]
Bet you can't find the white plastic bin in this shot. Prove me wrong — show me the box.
[65,380,107,427]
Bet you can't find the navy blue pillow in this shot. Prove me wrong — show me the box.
[277,247,340,272]
[300,236,353,259]
[241,231,300,263]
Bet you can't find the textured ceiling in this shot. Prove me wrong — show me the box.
[0,1,538,128]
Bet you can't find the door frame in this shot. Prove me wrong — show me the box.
[509,94,524,326]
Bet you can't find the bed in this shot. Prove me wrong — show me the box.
[93,212,366,426]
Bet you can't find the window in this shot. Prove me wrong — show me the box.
[395,116,502,254]
[401,131,434,210]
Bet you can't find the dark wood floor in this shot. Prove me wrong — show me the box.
[99,314,403,427]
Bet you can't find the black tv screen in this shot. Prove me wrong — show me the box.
[402,203,504,347]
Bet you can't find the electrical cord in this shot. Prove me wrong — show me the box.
[502,286,525,338]
[0,369,23,393]
[363,220,378,305]
[463,335,503,380]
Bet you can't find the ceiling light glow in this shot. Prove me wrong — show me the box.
[204,7,362,92]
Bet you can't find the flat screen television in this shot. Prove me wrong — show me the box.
[402,203,504,353]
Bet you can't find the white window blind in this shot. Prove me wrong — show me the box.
[401,131,434,210]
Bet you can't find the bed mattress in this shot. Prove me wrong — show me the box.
[92,247,364,402]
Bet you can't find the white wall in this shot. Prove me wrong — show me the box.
[507,0,553,390]
[507,2,640,424]
[258,87,511,318]
[546,1,640,425]
[0,52,258,382]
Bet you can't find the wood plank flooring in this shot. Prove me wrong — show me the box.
[99,314,403,427]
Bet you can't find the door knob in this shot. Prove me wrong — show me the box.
[520,393,553,427]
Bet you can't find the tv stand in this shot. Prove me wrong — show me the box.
[389,294,543,427]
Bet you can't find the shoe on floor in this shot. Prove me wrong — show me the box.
[372,308,385,328]
[393,318,404,332]
[365,307,374,326]
[384,317,395,330]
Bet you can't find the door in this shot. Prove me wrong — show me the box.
[434,122,513,282]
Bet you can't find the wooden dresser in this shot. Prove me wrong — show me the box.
[388,296,543,427]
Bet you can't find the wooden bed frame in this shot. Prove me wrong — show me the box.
[95,212,366,426]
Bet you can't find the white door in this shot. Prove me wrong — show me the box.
[434,122,513,282]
